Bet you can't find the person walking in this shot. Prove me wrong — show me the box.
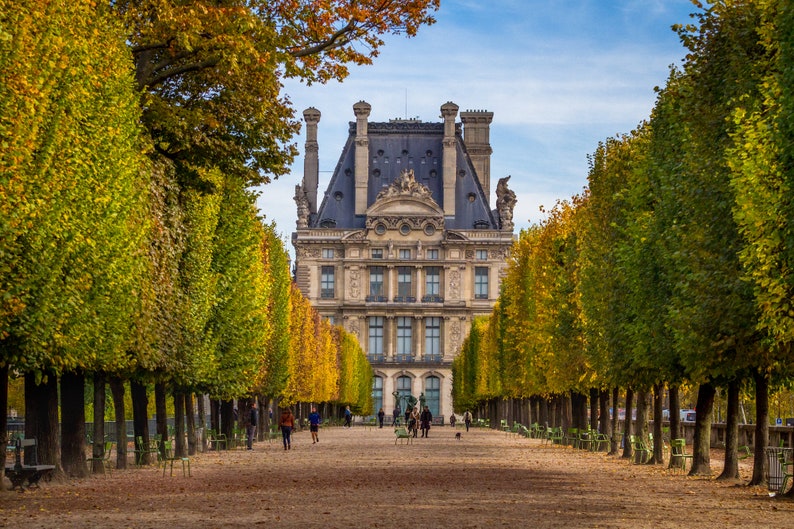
[463,410,472,432]
[392,406,400,427]
[449,413,456,428]
[343,406,352,428]
[279,407,295,450]
[377,408,385,428]
[308,407,321,444]
[420,406,432,438]
[246,400,258,450]
[410,407,420,438]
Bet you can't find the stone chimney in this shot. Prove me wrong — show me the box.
[459,110,494,202]
[440,102,459,217]
[302,107,321,214]
[353,101,371,215]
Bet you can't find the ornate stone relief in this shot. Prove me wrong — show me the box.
[294,184,310,229]
[448,269,461,299]
[375,169,433,201]
[296,247,320,259]
[449,320,462,353]
[347,318,360,339]
[348,269,360,300]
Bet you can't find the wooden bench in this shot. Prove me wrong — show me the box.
[394,427,412,445]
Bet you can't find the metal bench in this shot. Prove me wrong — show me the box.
[5,438,55,491]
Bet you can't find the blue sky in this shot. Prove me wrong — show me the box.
[256,0,700,246]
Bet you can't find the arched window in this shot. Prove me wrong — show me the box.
[425,376,440,417]
[372,376,383,417]
[396,375,412,414]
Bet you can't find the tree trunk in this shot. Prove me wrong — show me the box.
[621,388,634,459]
[717,379,741,481]
[598,389,609,436]
[690,382,716,476]
[589,388,599,432]
[669,385,681,442]
[562,394,572,431]
[131,380,151,464]
[221,399,234,443]
[210,399,220,433]
[256,396,265,441]
[635,389,650,464]
[109,377,127,469]
[0,364,6,489]
[60,372,88,478]
[750,370,769,486]
[155,382,168,457]
[196,393,206,450]
[651,384,664,464]
[609,387,620,455]
[25,373,60,472]
[91,374,106,474]
[185,393,197,456]
[174,392,186,457]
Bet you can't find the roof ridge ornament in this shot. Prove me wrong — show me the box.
[376,169,432,201]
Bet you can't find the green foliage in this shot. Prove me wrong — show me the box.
[0,0,152,377]
[455,1,794,411]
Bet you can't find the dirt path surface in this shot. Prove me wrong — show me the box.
[1,426,792,528]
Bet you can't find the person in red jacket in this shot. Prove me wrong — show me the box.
[279,408,295,450]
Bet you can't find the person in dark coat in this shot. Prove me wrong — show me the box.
[420,406,433,438]
[246,401,258,450]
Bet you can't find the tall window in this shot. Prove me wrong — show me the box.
[425,376,440,417]
[425,267,440,296]
[368,317,384,356]
[321,266,335,299]
[397,267,412,297]
[474,267,489,299]
[425,317,441,357]
[369,266,384,297]
[396,317,412,357]
[372,376,383,416]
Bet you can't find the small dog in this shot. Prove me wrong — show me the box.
[455,432,461,440]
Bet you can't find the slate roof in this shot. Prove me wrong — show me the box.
[311,120,498,230]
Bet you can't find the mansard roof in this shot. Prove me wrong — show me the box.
[311,120,497,230]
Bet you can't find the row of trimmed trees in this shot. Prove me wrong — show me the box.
[453,0,794,488]
[1,0,439,481]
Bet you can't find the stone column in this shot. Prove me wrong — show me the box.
[414,316,423,360]
[353,101,371,215]
[441,102,458,217]
[302,107,321,214]
[460,110,494,201]
[385,316,394,360]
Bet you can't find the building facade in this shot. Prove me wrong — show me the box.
[292,101,516,422]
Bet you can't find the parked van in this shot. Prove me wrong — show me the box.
[680,409,696,422]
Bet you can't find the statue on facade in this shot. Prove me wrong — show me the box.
[495,175,517,230]
[294,184,310,229]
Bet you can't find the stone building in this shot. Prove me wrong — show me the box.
[292,101,516,422]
